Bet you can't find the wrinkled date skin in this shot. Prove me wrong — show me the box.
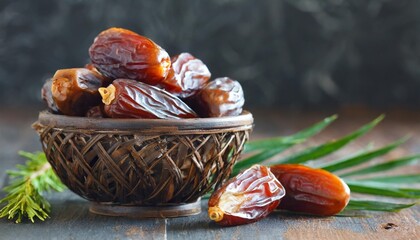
[51,68,105,116]
[84,63,112,85]
[99,79,198,119]
[208,165,285,226]
[89,28,171,85]
[41,78,60,113]
[191,77,244,117]
[85,105,105,118]
[270,164,350,216]
[160,52,211,98]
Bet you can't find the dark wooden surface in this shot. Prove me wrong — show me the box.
[0,107,419,240]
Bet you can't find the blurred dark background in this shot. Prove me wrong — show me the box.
[1,0,420,110]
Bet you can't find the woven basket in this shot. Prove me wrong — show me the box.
[33,111,253,217]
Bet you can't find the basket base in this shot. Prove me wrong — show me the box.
[89,200,201,218]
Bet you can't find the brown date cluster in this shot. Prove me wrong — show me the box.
[41,27,245,119]
[208,164,351,226]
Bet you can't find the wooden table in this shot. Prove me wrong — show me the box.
[0,107,419,240]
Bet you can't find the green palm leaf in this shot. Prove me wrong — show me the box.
[320,137,409,172]
[231,147,291,176]
[239,115,417,213]
[345,200,416,212]
[358,174,420,184]
[340,155,420,177]
[272,115,384,165]
[346,180,420,198]
[243,115,337,153]
[232,115,337,175]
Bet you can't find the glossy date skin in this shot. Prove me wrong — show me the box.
[51,68,105,116]
[84,63,112,85]
[191,77,244,117]
[208,165,285,226]
[41,78,60,113]
[99,79,198,119]
[89,28,171,85]
[84,63,98,72]
[270,164,350,216]
[160,53,211,98]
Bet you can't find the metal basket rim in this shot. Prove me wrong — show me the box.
[37,110,253,132]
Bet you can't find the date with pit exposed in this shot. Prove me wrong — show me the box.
[208,165,285,226]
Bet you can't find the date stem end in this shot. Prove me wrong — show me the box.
[99,84,116,105]
[208,206,224,222]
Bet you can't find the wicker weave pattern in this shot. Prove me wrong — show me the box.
[36,124,250,205]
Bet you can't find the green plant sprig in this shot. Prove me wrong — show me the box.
[0,151,66,223]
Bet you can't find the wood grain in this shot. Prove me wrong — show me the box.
[0,192,167,240]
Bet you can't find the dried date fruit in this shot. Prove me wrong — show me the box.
[270,164,350,216]
[84,63,97,72]
[51,68,105,116]
[191,77,244,117]
[85,105,105,118]
[99,79,198,119]
[160,53,211,98]
[41,78,60,113]
[89,27,171,85]
[85,63,112,85]
[208,165,285,226]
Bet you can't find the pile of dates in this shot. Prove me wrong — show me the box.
[208,164,351,226]
[42,27,244,119]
